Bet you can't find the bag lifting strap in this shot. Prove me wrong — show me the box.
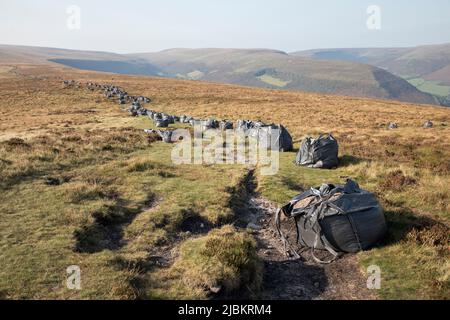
[275,208,300,259]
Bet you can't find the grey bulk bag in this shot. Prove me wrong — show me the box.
[189,119,200,126]
[236,119,252,132]
[423,120,433,128]
[388,123,398,129]
[205,118,219,129]
[157,130,174,143]
[276,179,386,264]
[155,119,169,128]
[162,114,175,124]
[247,127,261,140]
[295,134,338,169]
[252,121,266,128]
[183,116,193,124]
[137,108,148,116]
[219,120,234,130]
[251,124,293,152]
[275,124,293,152]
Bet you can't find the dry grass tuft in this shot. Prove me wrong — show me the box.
[168,225,262,298]
[407,224,450,247]
[380,170,417,191]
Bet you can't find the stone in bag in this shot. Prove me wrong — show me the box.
[295,134,339,169]
[256,124,293,152]
[219,120,234,130]
[155,119,169,128]
[157,130,174,143]
[276,179,387,264]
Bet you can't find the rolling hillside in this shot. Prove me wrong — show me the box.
[0,44,162,76]
[128,48,438,105]
[293,43,450,98]
[0,44,125,63]
[0,44,439,105]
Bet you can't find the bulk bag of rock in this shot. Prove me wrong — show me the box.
[295,134,338,169]
[276,179,386,263]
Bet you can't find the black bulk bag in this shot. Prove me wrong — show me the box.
[236,119,252,132]
[219,120,234,130]
[295,134,339,169]
[153,112,162,121]
[183,116,193,124]
[276,179,387,263]
[155,119,169,128]
[157,130,174,143]
[256,124,293,152]
[162,115,175,124]
[205,118,219,129]
[275,124,293,152]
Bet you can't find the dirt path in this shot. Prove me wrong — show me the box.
[237,186,377,300]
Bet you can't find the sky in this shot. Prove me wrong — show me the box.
[0,0,449,53]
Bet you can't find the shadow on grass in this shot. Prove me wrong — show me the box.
[0,290,7,299]
[258,259,327,300]
[179,208,212,235]
[338,155,364,167]
[382,203,449,246]
[74,193,156,253]
[281,176,305,193]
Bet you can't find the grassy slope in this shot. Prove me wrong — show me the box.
[293,44,450,97]
[293,44,450,78]
[129,48,437,105]
[407,78,450,97]
[0,64,449,299]
[0,65,261,299]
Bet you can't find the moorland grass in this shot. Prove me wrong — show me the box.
[0,64,448,299]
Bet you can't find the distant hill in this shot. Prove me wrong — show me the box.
[0,44,440,105]
[128,48,438,105]
[0,44,162,76]
[292,43,450,100]
[0,44,125,63]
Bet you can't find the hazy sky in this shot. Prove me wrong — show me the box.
[1,0,449,53]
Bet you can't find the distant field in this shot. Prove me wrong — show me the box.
[257,74,291,87]
[0,63,449,300]
[407,77,450,97]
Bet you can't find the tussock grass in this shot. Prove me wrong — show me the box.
[145,225,262,299]
[127,159,156,172]
[64,182,111,203]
